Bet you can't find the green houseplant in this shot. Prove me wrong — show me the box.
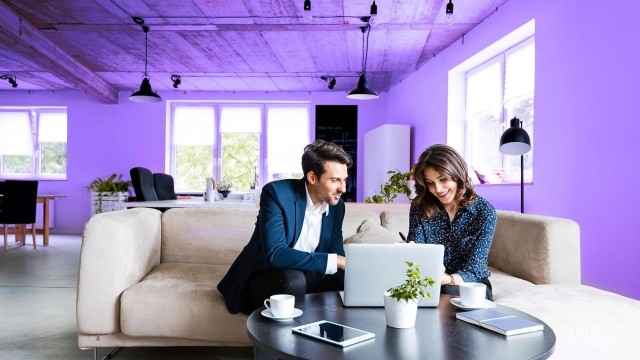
[87,174,131,214]
[384,261,435,328]
[365,169,413,204]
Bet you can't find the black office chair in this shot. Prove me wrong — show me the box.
[130,167,159,201]
[153,173,177,200]
[0,180,39,251]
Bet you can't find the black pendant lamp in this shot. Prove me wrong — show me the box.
[347,24,379,100]
[129,17,161,103]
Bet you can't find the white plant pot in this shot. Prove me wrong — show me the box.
[90,191,127,215]
[383,292,419,328]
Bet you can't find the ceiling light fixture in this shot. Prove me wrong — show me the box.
[369,1,378,26]
[129,17,161,103]
[445,0,454,25]
[0,75,17,88]
[303,0,312,22]
[321,76,336,90]
[171,75,182,88]
[347,24,379,100]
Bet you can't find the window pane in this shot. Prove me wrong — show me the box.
[0,111,33,155]
[40,143,67,175]
[466,61,501,118]
[221,133,259,191]
[173,106,215,146]
[505,41,535,101]
[2,155,32,174]
[267,107,309,181]
[172,105,216,192]
[220,107,261,132]
[175,145,214,192]
[38,112,67,142]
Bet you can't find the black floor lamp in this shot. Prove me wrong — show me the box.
[499,117,531,213]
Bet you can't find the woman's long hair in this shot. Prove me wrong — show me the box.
[412,144,477,218]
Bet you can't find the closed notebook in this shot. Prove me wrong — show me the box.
[455,309,513,325]
[456,308,544,336]
[480,316,544,336]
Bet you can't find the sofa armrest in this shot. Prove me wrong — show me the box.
[76,208,162,335]
[489,210,581,285]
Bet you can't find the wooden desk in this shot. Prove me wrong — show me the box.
[0,194,65,246]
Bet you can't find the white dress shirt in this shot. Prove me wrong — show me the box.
[293,184,338,274]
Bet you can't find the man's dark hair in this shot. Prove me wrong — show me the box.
[301,139,352,181]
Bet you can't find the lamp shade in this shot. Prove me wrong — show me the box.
[499,117,531,155]
[129,77,162,103]
[347,74,379,100]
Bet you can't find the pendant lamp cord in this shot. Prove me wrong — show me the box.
[143,26,149,77]
[360,23,371,74]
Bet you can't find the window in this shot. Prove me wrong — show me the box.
[448,20,535,185]
[169,102,310,193]
[0,107,67,180]
[464,38,534,184]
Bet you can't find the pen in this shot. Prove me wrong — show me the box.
[399,232,408,243]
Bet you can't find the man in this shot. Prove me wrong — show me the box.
[217,139,352,314]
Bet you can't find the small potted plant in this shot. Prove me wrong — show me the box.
[365,169,413,203]
[216,178,232,198]
[87,174,131,214]
[384,261,435,328]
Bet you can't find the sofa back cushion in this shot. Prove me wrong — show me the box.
[161,208,259,265]
[490,210,581,285]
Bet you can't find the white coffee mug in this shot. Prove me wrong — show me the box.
[459,282,486,308]
[263,294,295,318]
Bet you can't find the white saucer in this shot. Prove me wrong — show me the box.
[450,297,496,310]
[261,308,303,321]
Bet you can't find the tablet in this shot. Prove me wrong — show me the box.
[291,320,375,347]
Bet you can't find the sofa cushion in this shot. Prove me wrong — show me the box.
[342,210,380,239]
[488,266,535,300]
[494,284,640,359]
[344,218,403,244]
[379,210,410,235]
[120,262,250,344]
[161,208,259,265]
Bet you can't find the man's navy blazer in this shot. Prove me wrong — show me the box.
[217,178,346,314]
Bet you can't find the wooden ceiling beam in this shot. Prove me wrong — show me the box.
[0,1,119,103]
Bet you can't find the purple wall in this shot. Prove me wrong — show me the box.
[0,90,387,234]
[386,0,640,300]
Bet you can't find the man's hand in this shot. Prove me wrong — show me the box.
[337,255,346,270]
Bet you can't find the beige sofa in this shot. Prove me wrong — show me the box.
[77,204,640,359]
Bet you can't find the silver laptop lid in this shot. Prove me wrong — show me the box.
[343,243,444,307]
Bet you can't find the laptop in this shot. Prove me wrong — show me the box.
[341,243,444,307]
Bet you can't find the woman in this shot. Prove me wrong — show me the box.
[407,144,496,300]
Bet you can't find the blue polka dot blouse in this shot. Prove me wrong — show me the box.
[407,196,497,282]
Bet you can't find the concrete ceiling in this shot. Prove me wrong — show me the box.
[0,0,510,103]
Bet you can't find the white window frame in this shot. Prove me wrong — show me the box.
[0,107,67,180]
[448,20,535,185]
[167,101,310,193]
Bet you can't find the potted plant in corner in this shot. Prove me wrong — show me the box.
[87,174,131,215]
[384,261,435,328]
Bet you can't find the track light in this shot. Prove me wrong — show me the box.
[369,1,378,26]
[0,75,17,88]
[303,0,312,22]
[171,75,182,88]
[445,0,454,25]
[321,76,337,90]
[129,17,161,103]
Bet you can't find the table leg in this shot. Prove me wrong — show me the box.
[42,198,50,246]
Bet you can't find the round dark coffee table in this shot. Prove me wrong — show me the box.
[247,291,555,360]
